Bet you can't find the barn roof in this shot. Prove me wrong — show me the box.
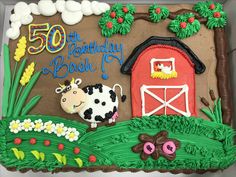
[121,36,206,74]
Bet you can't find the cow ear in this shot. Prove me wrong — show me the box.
[55,87,63,94]
[75,78,82,86]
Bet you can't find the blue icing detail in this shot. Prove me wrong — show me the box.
[42,55,95,79]
[102,73,109,80]
[43,32,124,80]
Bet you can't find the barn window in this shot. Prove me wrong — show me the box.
[150,58,177,79]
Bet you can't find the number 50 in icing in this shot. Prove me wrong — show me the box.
[28,23,66,55]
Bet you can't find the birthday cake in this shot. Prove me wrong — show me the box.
[0,0,235,173]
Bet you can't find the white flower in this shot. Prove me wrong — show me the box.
[34,119,44,132]
[21,119,34,132]
[9,120,22,133]
[54,123,67,137]
[44,121,55,134]
[65,128,79,142]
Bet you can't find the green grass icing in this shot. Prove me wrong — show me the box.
[0,115,235,171]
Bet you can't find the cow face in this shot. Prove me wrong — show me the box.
[55,78,87,114]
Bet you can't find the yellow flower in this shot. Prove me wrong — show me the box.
[20,62,35,86]
[14,36,27,62]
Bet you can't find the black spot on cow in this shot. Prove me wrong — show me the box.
[109,90,116,102]
[82,87,88,93]
[88,86,94,95]
[95,115,105,122]
[121,95,127,102]
[95,84,103,93]
[94,99,100,104]
[105,111,113,120]
[84,108,93,120]
[113,106,117,113]
[101,102,106,106]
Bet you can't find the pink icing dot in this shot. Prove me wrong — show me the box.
[143,142,155,155]
[162,141,176,155]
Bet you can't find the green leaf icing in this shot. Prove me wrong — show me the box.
[149,4,169,23]
[2,44,11,117]
[21,95,41,116]
[13,72,41,117]
[193,1,227,29]
[193,1,223,18]
[207,11,227,29]
[168,13,201,39]
[99,3,136,37]
[7,59,27,117]
[0,115,236,171]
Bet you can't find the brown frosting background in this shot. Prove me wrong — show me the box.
[8,4,218,125]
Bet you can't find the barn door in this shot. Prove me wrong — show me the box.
[140,85,191,117]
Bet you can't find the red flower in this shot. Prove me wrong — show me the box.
[132,131,180,161]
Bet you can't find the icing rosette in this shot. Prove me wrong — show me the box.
[168,13,201,39]
[54,123,68,137]
[43,121,56,134]
[9,120,22,134]
[149,4,169,23]
[65,128,79,142]
[34,119,44,132]
[21,119,35,132]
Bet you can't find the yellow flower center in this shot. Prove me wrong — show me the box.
[46,124,52,131]
[69,132,75,139]
[56,127,64,134]
[12,123,19,130]
[35,123,42,129]
[24,122,30,129]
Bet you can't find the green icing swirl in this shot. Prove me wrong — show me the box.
[99,3,135,37]
[193,1,223,18]
[149,4,169,23]
[126,4,136,15]
[207,11,227,29]
[168,13,201,39]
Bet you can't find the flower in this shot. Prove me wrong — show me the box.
[44,121,55,134]
[132,131,180,161]
[9,120,22,133]
[54,123,67,137]
[21,119,34,132]
[20,62,35,86]
[65,128,79,142]
[34,119,44,132]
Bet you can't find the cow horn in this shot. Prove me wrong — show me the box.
[71,78,75,84]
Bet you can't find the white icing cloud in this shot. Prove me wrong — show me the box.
[6,27,20,40]
[62,10,83,25]
[6,0,110,40]
[29,3,40,15]
[81,0,93,16]
[65,0,81,12]
[38,0,57,16]
[55,0,66,13]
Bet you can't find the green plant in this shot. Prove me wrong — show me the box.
[11,148,25,160]
[31,150,45,161]
[53,153,67,165]
[200,90,223,123]
[99,3,136,37]
[75,157,83,167]
[149,4,169,23]
[168,13,201,39]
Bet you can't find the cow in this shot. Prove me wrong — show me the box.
[55,78,126,131]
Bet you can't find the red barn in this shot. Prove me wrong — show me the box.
[121,36,205,118]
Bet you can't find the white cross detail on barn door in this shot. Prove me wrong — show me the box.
[140,85,191,117]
